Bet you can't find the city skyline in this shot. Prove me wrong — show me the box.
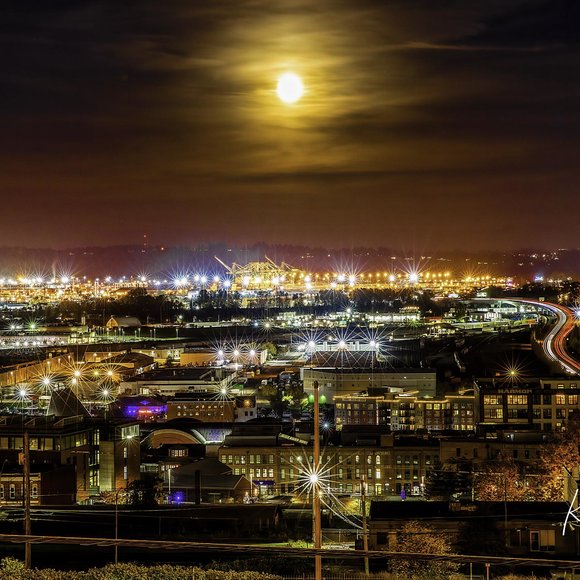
[2,1,580,250]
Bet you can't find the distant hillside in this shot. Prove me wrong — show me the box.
[0,244,578,279]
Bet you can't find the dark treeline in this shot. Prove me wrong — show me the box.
[3,281,579,327]
[3,287,442,326]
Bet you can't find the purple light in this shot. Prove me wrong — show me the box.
[123,404,166,418]
[172,491,184,504]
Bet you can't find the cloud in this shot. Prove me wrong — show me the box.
[0,0,579,250]
[463,0,580,48]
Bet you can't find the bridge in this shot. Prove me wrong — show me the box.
[513,299,580,375]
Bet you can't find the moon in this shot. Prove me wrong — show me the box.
[277,72,304,104]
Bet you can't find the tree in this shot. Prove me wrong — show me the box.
[473,458,529,501]
[260,384,278,398]
[424,459,471,501]
[536,429,580,501]
[125,474,163,508]
[390,520,459,580]
[262,341,278,359]
[473,433,580,502]
[424,460,454,500]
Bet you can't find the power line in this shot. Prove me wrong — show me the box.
[0,533,578,569]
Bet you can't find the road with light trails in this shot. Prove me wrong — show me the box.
[511,299,580,375]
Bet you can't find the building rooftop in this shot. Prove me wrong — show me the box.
[305,367,435,375]
[105,352,155,366]
[122,367,219,383]
[370,500,569,522]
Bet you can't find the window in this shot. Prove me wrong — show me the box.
[9,484,15,500]
[484,408,503,419]
[555,394,566,405]
[483,395,501,405]
[530,529,555,552]
[507,394,528,405]
[507,409,528,419]
[31,485,38,499]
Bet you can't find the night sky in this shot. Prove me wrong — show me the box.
[2,1,580,251]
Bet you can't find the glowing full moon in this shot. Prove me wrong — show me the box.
[277,72,304,104]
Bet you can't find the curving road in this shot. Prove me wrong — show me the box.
[513,299,580,375]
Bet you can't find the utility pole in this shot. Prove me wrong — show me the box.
[504,474,509,549]
[361,475,369,576]
[313,380,322,580]
[114,489,119,564]
[23,431,31,568]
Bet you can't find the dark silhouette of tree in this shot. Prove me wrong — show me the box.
[424,459,472,501]
[125,474,163,508]
[391,520,459,580]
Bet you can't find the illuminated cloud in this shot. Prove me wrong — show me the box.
[1,1,579,250]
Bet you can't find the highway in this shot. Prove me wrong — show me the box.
[513,299,580,375]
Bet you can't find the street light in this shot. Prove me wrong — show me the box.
[312,380,322,580]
